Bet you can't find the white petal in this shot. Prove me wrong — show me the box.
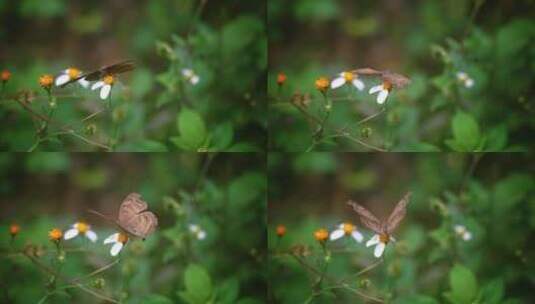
[64,229,79,240]
[366,234,380,247]
[110,242,123,256]
[352,79,365,91]
[91,81,104,90]
[197,231,206,240]
[85,230,98,242]
[191,75,200,85]
[465,78,474,88]
[454,225,464,234]
[351,231,364,243]
[55,74,70,86]
[182,69,193,77]
[377,90,389,104]
[104,233,119,244]
[374,242,386,258]
[463,232,472,241]
[330,77,345,89]
[456,72,467,80]
[390,236,397,243]
[329,229,345,241]
[78,78,90,88]
[368,85,383,94]
[100,85,111,100]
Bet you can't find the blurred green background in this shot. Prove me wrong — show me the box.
[0,0,266,151]
[268,0,535,151]
[268,153,534,303]
[0,152,266,303]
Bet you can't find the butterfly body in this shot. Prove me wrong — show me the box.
[60,60,136,88]
[347,192,411,237]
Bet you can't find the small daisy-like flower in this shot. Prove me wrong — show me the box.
[39,74,54,90]
[91,74,115,100]
[276,224,287,237]
[315,77,330,94]
[329,222,364,243]
[331,71,365,91]
[181,69,200,85]
[103,232,129,256]
[1,70,11,82]
[48,228,63,242]
[55,67,89,88]
[64,221,98,242]
[277,73,287,86]
[314,228,329,243]
[366,233,395,258]
[456,71,474,88]
[9,224,20,237]
[454,225,472,241]
[368,81,392,105]
[188,224,206,240]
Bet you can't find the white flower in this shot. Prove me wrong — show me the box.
[368,81,392,104]
[366,234,395,258]
[330,71,365,91]
[188,224,206,240]
[329,222,363,243]
[182,69,200,85]
[456,71,474,88]
[454,225,472,241]
[55,67,90,88]
[64,221,98,242]
[103,232,129,256]
[91,74,115,100]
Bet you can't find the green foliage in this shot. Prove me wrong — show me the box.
[179,264,213,304]
[171,109,208,151]
[445,264,478,304]
[445,111,482,151]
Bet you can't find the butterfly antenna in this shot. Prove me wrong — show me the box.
[87,209,113,222]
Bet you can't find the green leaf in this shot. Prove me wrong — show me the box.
[494,174,534,210]
[394,294,439,304]
[478,279,504,304]
[141,294,174,304]
[181,264,212,304]
[217,278,240,304]
[173,109,207,151]
[446,264,478,304]
[228,172,266,208]
[485,125,508,151]
[447,111,481,151]
[209,122,234,151]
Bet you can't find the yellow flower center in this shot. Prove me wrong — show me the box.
[103,75,114,85]
[379,234,390,244]
[343,72,354,82]
[67,68,81,79]
[77,222,89,234]
[315,77,330,93]
[49,228,63,241]
[117,232,129,244]
[342,223,354,234]
[314,228,329,242]
[39,74,54,88]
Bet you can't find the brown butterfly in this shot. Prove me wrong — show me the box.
[90,192,158,239]
[352,67,411,89]
[347,192,412,237]
[60,60,136,87]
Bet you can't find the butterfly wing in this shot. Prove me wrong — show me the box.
[121,211,158,238]
[118,193,148,225]
[85,60,136,81]
[382,72,411,89]
[347,201,383,234]
[352,68,383,76]
[385,192,411,234]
